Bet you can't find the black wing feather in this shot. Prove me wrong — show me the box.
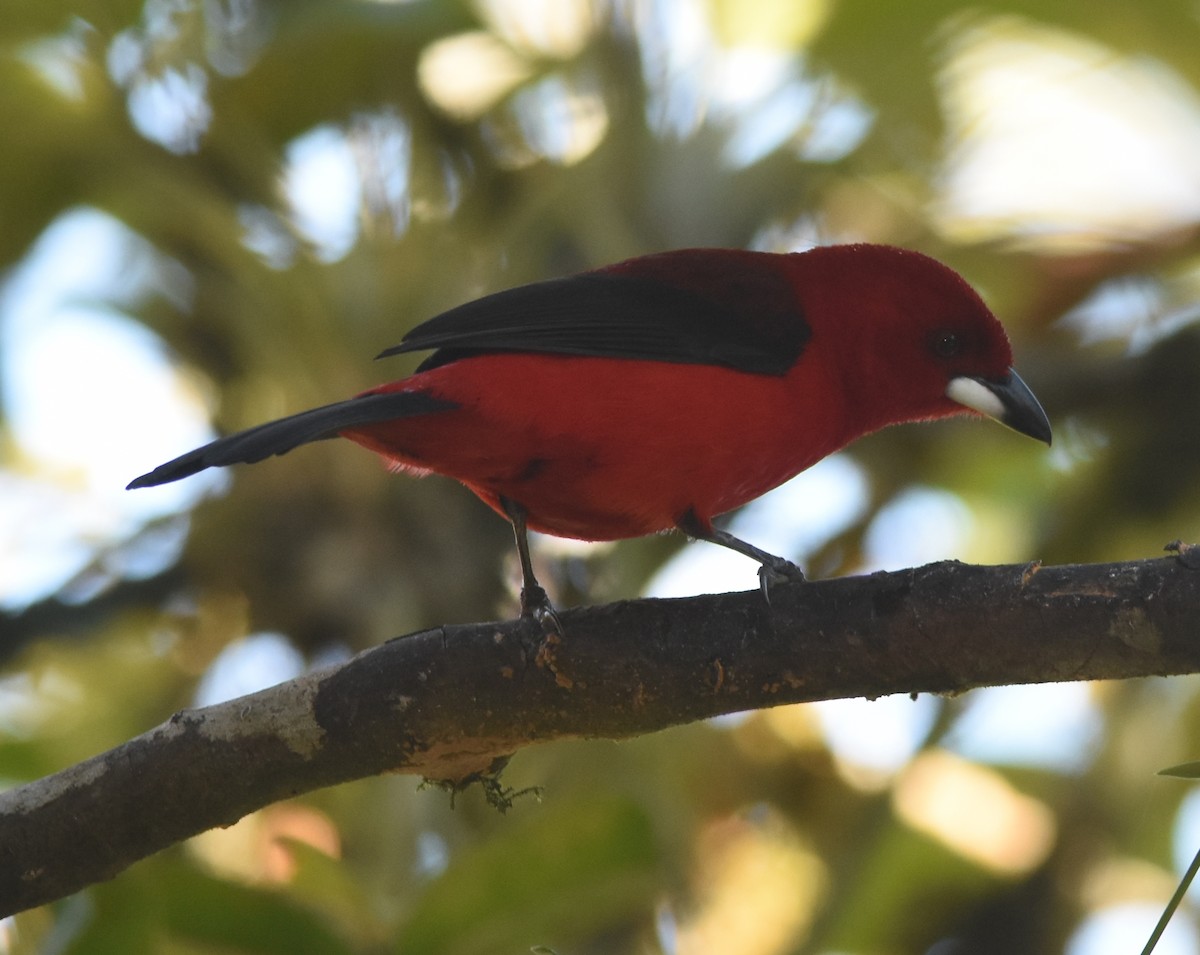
[380,251,810,376]
[127,391,455,488]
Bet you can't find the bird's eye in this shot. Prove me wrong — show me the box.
[931,331,962,359]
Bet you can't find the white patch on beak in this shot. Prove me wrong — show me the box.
[946,376,1006,420]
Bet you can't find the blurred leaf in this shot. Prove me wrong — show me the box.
[815,819,1002,952]
[64,853,355,955]
[1158,761,1200,779]
[159,862,356,955]
[276,836,386,943]
[710,0,833,49]
[394,795,660,955]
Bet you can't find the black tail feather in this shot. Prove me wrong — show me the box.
[127,391,456,489]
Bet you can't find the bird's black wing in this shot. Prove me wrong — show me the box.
[380,250,810,376]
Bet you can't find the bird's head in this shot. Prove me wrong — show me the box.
[792,244,1051,445]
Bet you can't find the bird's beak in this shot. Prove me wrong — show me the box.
[946,368,1052,445]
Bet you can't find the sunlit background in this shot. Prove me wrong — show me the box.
[3,0,1200,952]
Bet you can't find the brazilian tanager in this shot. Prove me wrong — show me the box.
[129,244,1051,624]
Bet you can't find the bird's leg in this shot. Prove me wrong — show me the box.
[500,497,563,634]
[678,509,805,603]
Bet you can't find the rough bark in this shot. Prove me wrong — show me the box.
[3,554,1199,916]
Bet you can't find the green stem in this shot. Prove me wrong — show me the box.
[1140,842,1200,955]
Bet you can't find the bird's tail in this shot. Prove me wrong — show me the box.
[126,390,456,489]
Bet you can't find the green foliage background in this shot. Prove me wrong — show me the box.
[3,1,1200,952]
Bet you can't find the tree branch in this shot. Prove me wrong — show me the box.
[4,554,1199,916]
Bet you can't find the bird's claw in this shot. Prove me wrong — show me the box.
[520,585,563,636]
[757,558,806,604]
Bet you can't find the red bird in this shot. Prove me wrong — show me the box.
[129,244,1051,624]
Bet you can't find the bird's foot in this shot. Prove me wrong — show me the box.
[757,557,806,604]
[520,584,563,636]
